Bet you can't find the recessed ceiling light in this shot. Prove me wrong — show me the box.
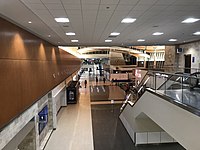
[169,39,177,42]
[28,21,32,24]
[110,32,120,36]
[152,32,164,35]
[137,39,145,42]
[121,18,136,23]
[193,31,200,35]
[48,35,51,38]
[66,32,75,35]
[105,39,112,42]
[55,17,69,23]
[71,40,78,42]
[182,18,200,23]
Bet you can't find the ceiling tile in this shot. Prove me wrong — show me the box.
[63,4,81,10]
[45,3,64,10]
[41,0,61,4]
[119,0,139,5]
[115,4,134,11]
[81,0,100,4]
[1,0,200,46]
[155,0,176,5]
[138,0,158,5]
[29,3,46,10]
[49,9,67,17]
[35,9,50,15]
[101,0,120,5]
[81,4,99,10]
[60,0,80,4]
[21,0,42,4]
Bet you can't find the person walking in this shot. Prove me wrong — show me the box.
[84,80,87,88]
[103,77,106,84]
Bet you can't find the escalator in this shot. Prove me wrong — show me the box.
[119,70,200,150]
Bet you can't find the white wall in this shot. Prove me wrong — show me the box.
[179,41,200,70]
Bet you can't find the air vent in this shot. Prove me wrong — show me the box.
[63,25,69,27]
[108,35,117,38]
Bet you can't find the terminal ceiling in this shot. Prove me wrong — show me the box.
[0,0,200,46]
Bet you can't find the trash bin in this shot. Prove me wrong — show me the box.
[66,81,80,104]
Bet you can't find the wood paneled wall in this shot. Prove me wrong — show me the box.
[0,17,81,130]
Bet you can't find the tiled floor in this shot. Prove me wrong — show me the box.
[45,73,93,150]
[45,72,185,150]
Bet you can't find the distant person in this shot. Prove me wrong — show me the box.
[96,76,98,83]
[111,78,114,85]
[84,80,87,88]
[103,77,106,84]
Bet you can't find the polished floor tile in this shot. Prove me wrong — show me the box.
[91,104,185,150]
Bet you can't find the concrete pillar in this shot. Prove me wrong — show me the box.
[18,127,36,150]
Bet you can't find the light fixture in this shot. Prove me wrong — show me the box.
[66,32,75,35]
[110,32,120,36]
[193,31,200,35]
[48,35,51,38]
[28,21,32,24]
[152,32,164,35]
[54,17,69,23]
[105,39,112,42]
[169,39,177,42]
[71,40,78,42]
[137,39,145,42]
[121,18,136,23]
[182,18,200,23]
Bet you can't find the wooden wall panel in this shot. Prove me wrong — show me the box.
[0,60,22,127]
[0,17,81,130]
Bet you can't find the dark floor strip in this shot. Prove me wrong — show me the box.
[91,104,185,150]
[90,99,124,102]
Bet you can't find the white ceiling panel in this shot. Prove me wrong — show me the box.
[61,0,80,4]
[138,0,158,5]
[66,10,82,15]
[24,0,42,3]
[29,3,46,10]
[115,5,134,11]
[41,0,61,4]
[63,4,81,10]
[45,3,64,10]
[101,0,120,5]
[0,0,199,46]
[82,4,99,10]
[119,0,139,5]
[81,0,100,5]
[133,5,152,11]
[35,9,50,15]
[155,0,176,5]
[49,9,67,17]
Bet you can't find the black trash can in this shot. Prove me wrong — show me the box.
[66,81,80,104]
